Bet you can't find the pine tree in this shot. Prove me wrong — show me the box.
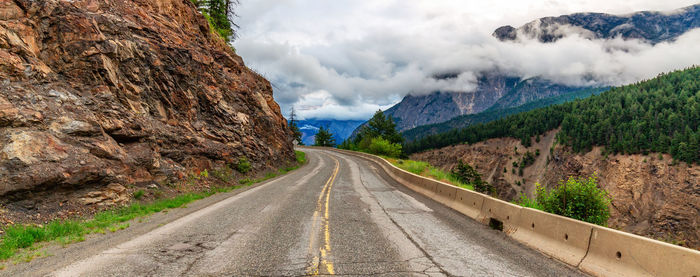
[288,107,303,145]
[191,0,238,43]
[314,126,335,147]
[357,110,403,144]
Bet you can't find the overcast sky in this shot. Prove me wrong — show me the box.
[232,0,700,120]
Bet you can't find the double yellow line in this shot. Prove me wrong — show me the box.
[307,157,339,275]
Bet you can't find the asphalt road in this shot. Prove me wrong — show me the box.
[13,148,587,276]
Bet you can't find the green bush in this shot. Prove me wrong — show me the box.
[133,190,145,200]
[451,160,495,194]
[367,137,403,158]
[236,157,251,173]
[516,175,611,226]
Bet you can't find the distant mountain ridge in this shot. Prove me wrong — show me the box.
[401,87,607,142]
[351,4,700,138]
[295,119,364,145]
[494,4,700,44]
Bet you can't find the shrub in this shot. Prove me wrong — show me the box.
[211,165,235,183]
[367,137,403,158]
[133,190,145,200]
[236,157,251,173]
[451,160,495,194]
[516,174,611,226]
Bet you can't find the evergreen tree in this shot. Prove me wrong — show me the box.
[314,126,335,147]
[191,0,239,43]
[288,107,303,145]
[357,110,403,144]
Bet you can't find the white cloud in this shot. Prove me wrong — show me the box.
[233,0,700,120]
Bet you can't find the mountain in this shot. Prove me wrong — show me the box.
[494,4,700,44]
[383,74,518,132]
[405,67,700,162]
[401,87,606,142]
[0,0,292,199]
[355,4,700,136]
[295,119,364,146]
[409,67,700,249]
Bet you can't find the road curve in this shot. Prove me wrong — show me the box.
[43,148,586,276]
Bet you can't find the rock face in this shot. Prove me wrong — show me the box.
[0,0,293,198]
[412,130,700,250]
[384,74,518,132]
[494,4,700,44]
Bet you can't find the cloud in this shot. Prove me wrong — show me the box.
[233,0,700,120]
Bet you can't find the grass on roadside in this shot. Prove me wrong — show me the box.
[0,151,308,263]
[386,158,474,190]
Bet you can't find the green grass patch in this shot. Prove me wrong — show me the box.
[387,158,474,190]
[394,159,429,174]
[0,151,309,262]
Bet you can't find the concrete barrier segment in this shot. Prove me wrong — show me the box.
[511,208,595,267]
[451,188,486,220]
[580,226,700,277]
[479,197,522,234]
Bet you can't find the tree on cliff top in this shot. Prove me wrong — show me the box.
[192,0,239,43]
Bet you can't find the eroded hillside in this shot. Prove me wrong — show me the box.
[412,130,700,249]
[0,0,293,217]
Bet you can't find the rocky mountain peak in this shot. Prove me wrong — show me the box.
[493,4,700,43]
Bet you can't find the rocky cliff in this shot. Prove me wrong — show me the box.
[0,0,293,206]
[411,130,700,249]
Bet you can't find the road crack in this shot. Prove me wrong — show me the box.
[358,167,453,277]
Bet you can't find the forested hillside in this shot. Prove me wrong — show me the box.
[405,67,700,164]
[401,87,606,142]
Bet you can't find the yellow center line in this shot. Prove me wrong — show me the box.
[307,157,339,275]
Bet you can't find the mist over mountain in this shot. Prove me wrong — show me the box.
[366,4,700,134]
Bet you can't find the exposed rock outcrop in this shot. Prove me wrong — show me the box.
[0,0,293,202]
[412,130,700,249]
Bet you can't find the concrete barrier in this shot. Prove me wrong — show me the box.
[450,187,485,220]
[511,208,595,266]
[580,227,700,277]
[417,177,438,197]
[323,148,700,276]
[479,197,522,233]
[432,182,458,207]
